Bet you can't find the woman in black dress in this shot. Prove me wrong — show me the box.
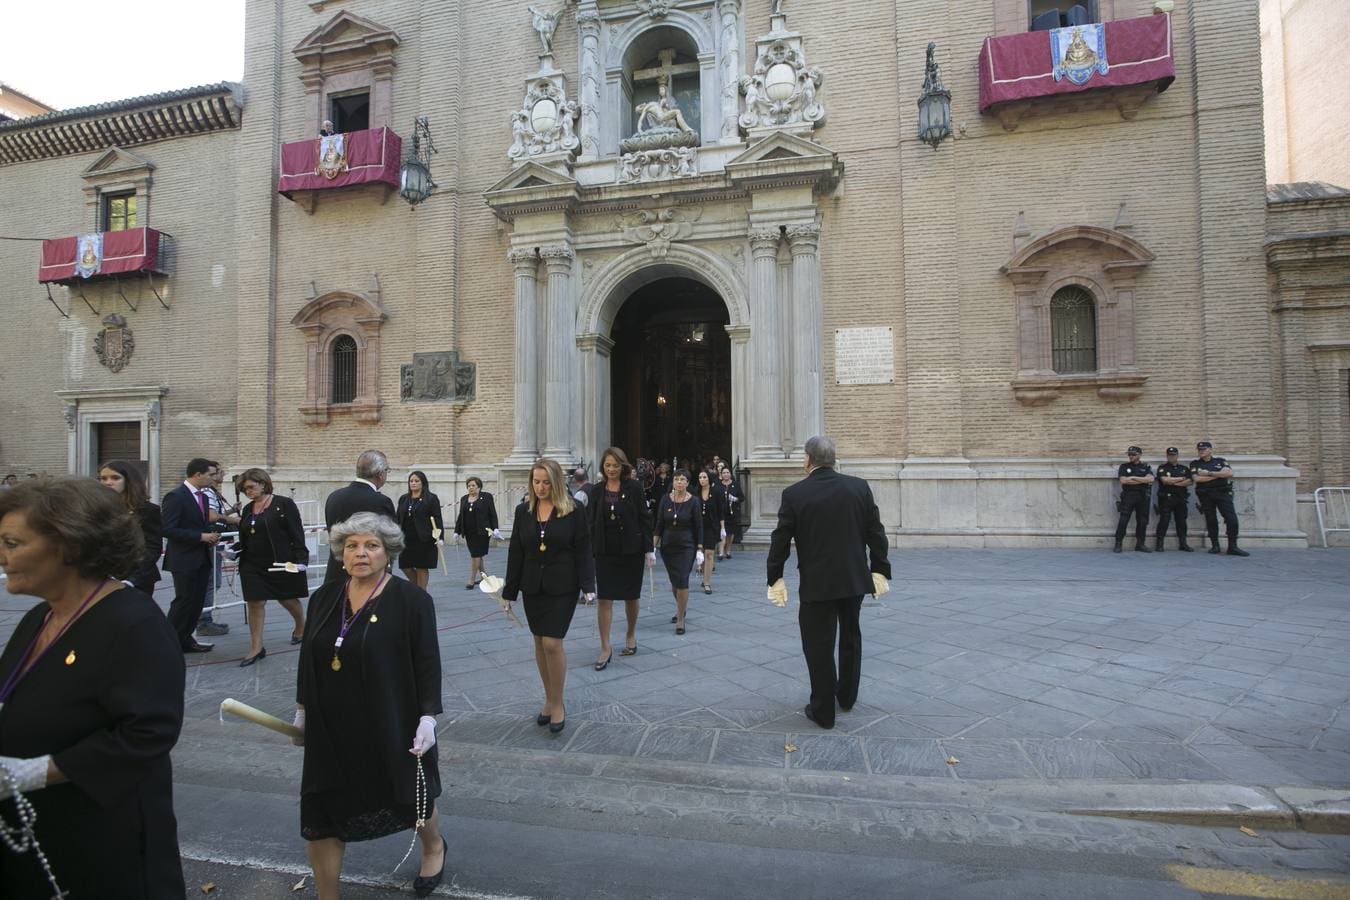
[503,458,596,734]
[654,469,703,635]
[716,466,742,560]
[454,477,500,590]
[235,467,309,666]
[0,476,185,899]
[585,447,653,669]
[695,469,725,595]
[97,458,162,595]
[396,470,444,591]
[295,511,446,899]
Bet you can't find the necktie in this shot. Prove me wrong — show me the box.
[198,490,208,522]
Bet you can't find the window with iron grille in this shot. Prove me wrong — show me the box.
[331,335,358,404]
[1050,286,1097,373]
[103,192,137,232]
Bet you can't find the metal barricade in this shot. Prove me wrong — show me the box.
[1313,486,1350,548]
[203,523,328,615]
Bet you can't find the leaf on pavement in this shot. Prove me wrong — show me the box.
[945,756,960,765]
[201,885,217,895]
[1238,826,1258,837]
[785,743,797,753]
[292,876,308,891]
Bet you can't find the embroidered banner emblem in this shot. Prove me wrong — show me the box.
[1051,24,1109,85]
[316,133,348,180]
[74,233,103,279]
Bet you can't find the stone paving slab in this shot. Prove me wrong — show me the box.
[2,548,1348,791]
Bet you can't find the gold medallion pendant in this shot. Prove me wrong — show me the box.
[369,615,378,624]
[65,650,76,666]
[331,657,342,672]
[539,542,547,552]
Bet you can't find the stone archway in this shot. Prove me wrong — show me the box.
[576,243,750,470]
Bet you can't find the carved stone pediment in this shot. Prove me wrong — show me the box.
[725,131,842,187]
[81,147,155,180]
[293,11,401,68]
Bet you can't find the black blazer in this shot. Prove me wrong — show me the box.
[160,484,211,573]
[453,492,499,537]
[503,502,596,602]
[698,487,725,533]
[396,492,445,544]
[716,479,742,523]
[238,494,309,567]
[766,467,891,604]
[132,500,163,586]
[584,478,653,556]
[323,481,396,582]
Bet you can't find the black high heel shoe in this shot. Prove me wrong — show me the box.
[536,712,551,726]
[413,835,447,897]
[549,709,566,734]
[239,647,266,667]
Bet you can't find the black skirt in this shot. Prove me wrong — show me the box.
[522,591,579,638]
[240,565,309,601]
[595,553,644,601]
[660,540,695,590]
[399,540,439,570]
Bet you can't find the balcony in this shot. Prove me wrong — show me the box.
[39,227,173,285]
[277,126,402,212]
[978,12,1175,130]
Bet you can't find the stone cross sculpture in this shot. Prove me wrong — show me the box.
[528,3,566,56]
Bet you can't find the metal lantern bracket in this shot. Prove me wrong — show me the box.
[145,271,170,310]
[74,285,99,315]
[113,277,139,312]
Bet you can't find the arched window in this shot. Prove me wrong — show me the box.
[1050,286,1097,374]
[331,335,358,404]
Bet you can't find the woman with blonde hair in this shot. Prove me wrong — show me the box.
[503,458,595,734]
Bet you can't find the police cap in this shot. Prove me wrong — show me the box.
[1166,447,1179,455]
[1127,446,1142,455]
[1196,441,1213,450]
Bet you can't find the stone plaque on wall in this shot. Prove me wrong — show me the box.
[400,351,476,403]
[834,327,894,385]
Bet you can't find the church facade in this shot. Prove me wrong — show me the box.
[1,0,1346,548]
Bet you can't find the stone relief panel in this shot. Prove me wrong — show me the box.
[399,351,476,403]
[618,147,698,183]
[616,206,702,258]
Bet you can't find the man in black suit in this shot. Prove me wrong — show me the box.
[767,435,891,730]
[323,449,397,582]
[161,457,223,653]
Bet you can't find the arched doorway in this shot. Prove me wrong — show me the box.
[609,277,731,469]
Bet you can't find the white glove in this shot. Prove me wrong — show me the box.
[871,573,891,598]
[767,579,789,607]
[0,755,51,800]
[720,528,727,540]
[291,709,305,747]
[410,715,437,756]
[583,592,596,604]
[695,551,705,568]
[436,539,444,547]
[646,551,656,565]
[492,529,503,540]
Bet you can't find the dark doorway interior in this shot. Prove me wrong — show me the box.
[329,92,370,133]
[610,277,731,470]
[96,421,142,470]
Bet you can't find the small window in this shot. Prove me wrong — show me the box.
[331,335,358,404]
[1050,286,1097,373]
[1029,1,1099,31]
[103,192,137,232]
[329,92,370,133]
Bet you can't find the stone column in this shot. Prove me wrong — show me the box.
[576,5,603,159]
[788,224,823,451]
[749,227,784,457]
[725,324,751,464]
[698,51,720,147]
[717,0,742,142]
[541,245,576,459]
[509,248,541,460]
[576,332,614,474]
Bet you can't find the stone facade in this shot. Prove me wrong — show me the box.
[1,0,1346,549]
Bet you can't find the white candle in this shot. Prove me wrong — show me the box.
[220,698,303,739]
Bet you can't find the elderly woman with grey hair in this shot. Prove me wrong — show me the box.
[293,511,447,899]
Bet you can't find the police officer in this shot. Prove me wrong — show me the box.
[1114,446,1154,553]
[1154,447,1194,552]
[1190,441,1250,556]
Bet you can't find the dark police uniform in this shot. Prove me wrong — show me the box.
[1154,450,1193,552]
[1190,445,1248,556]
[1114,449,1153,551]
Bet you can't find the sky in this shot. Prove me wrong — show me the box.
[3,1,245,111]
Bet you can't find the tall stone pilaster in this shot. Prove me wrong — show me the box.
[576,4,603,160]
[508,248,541,461]
[749,227,784,458]
[717,0,742,142]
[541,245,576,459]
[787,223,823,450]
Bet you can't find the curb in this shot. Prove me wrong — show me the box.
[1062,785,1350,834]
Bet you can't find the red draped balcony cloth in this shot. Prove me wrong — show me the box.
[978,13,1175,114]
[38,227,168,284]
[277,126,402,197]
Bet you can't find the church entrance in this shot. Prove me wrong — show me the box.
[609,277,731,471]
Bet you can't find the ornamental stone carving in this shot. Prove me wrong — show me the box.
[63,404,77,431]
[400,351,476,403]
[618,147,698,183]
[507,78,581,162]
[636,0,673,17]
[93,313,135,373]
[145,399,161,428]
[617,207,702,258]
[740,7,825,139]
